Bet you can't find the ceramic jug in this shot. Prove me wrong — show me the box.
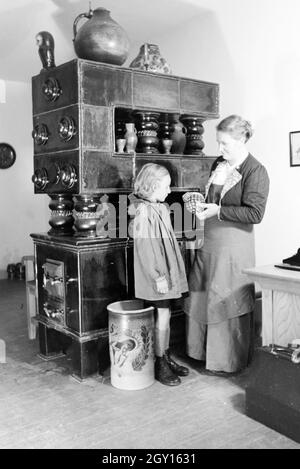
[170,116,186,154]
[108,299,155,390]
[124,123,138,153]
[130,43,171,74]
[73,6,130,65]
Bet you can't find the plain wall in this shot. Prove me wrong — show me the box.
[0,1,80,279]
[0,80,48,278]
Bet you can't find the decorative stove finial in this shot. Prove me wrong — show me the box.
[35,31,56,71]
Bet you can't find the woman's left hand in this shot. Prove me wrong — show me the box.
[196,203,219,220]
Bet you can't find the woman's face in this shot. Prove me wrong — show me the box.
[217,131,244,162]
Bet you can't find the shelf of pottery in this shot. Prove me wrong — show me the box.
[114,108,205,157]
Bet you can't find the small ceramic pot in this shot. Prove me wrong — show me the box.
[116,138,126,153]
[162,139,173,154]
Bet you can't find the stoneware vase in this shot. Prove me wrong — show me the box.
[170,115,186,154]
[124,123,138,153]
[130,43,172,74]
[162,138,173,154]
[73,6,130,65]
[134,111,160,154]
[107,300,155,390]
[116,138,126,153]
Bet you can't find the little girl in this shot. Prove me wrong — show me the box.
[128,163,189,386]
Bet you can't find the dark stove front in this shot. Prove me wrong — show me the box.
[33,235,132,380]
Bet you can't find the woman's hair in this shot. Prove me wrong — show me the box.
[216,115,253,142]
[134,163,170,199]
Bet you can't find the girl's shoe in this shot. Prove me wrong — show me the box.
[155,356,181,386]
[165,349,190,376]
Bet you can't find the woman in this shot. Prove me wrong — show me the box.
[185,115,269,374]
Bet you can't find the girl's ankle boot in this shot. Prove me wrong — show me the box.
[165,349,190,376]
[155,356,181,386]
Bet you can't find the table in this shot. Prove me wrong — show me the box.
[244,265,300,346]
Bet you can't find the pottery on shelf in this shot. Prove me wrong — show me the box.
[124,123,138,153]
[162,139,173,155]
[134,111,160,154]
[73,6,130,65]
[180,115,205,156]
[129,44,172,74]
[116,138,126,153]
[170,114,186,155]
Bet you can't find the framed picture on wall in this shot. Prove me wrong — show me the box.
[289,131,300,166]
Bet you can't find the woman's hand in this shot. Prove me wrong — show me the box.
[195,203,219,220]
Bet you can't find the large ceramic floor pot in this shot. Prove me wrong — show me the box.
[107,300,155,390]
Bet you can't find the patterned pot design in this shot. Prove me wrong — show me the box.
[108,300,155,390]
[130,44,172,74]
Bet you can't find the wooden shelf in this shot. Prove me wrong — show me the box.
[112,152,216,159]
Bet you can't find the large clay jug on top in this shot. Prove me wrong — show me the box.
[73,6,130,65]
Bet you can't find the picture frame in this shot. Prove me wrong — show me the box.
[289,131,300,167]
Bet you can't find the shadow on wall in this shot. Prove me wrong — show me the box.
[0,3,39,81]
[0,0,204,81]
[154,8,244,155]
[0,1,74,81]
[51,0,201,55]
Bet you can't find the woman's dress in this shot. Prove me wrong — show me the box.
[185,154,269,372]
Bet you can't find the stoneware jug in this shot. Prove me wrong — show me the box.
[107,299,155,390]
[125,123,138,153]
[130,43,171,74]
[73,6,130,65]
[170,116,186,154]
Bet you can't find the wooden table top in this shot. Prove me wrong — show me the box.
[244,264,300,294]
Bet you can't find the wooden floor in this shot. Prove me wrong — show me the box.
[0,279,299,449]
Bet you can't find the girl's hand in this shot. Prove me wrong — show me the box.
[196,203,219,220]
[156,276,169,294]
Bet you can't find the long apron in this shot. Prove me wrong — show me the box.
[185,215,255,372]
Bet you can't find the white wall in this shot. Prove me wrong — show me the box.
[0,1,77,279]
[157,0,300,266]
[0,81,48,278]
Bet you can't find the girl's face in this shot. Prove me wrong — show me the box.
[152,174,171,202]
[217,131,244,163]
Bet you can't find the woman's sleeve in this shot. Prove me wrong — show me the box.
[133,205,168,281]
[219,164,270,224]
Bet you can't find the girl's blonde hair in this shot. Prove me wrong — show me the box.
[217,115,253,142]
[134,163,170,199]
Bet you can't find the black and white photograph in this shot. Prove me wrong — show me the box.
[289,130,300,166]
[1,0,300,454]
